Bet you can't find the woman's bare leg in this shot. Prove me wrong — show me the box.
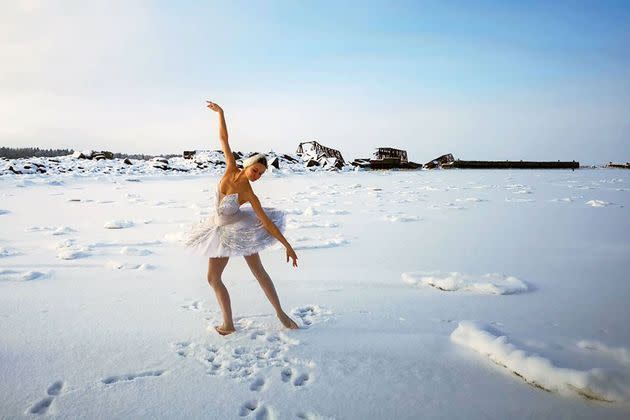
[207,257,235,335]
[244,253,299,329]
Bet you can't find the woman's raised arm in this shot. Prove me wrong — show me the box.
[206,101,237,171]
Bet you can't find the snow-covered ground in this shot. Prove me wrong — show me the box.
[1,168,629,419]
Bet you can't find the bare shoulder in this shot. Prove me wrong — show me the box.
[222,166,239,179]
[219,167,239,190]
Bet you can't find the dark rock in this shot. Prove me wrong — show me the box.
[316,156,343,170]
[282,154,299,163]
[123,158,132,165]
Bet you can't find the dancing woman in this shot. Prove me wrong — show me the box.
[184,101,300,335]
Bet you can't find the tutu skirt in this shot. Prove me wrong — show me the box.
[184,206,286,258]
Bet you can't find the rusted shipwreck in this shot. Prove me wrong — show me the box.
[424,153,579,170]
[423,153,454,169]
[352,147,421,169]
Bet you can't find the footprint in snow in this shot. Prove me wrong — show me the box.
[26,380,64,415]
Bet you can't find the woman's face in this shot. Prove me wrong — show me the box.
[246,162,266,182]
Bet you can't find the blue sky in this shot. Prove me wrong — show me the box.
[1,0,628,163]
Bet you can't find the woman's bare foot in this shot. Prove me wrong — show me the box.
[214,324,236,336]
[278,312,300,330]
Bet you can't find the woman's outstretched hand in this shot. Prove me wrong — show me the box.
[206,101,223,113]
[286,246,298,268]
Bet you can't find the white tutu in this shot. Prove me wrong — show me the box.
[183,185,286,258]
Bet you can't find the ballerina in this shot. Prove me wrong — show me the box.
[184,100,300,336]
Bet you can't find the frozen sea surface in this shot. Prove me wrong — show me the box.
[1,169,629,418]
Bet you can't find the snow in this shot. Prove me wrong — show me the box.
[402,271,529,295]
[450,321,630,402]
[383,213,421,222]
[586,199,612,207]
[104,219,134,229]
[1,168,629,418]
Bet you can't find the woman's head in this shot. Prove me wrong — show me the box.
[242,153,267,182]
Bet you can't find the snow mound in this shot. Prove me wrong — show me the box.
[402,271,528,295]
[383,214,420,222]
[106,261,156,270]
[55,240,91,260]
[505,197,535,203]
[451,321,630,403]
[286,219,339,229]
[104,219,134,229]
[291,235,350,250]
[586,200,610,207]
[25,225,75,235]
[455,197,485,203]
[120,246,152,256]
[0,247,19,257]
[57,248,91,260]
[0,269,50,282]
[324,209,349,215]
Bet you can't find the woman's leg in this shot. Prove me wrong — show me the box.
[207,256,235,335]
[244,253,299,329]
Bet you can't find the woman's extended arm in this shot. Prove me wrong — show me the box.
[206,101,237,171]
[247,192,298,267]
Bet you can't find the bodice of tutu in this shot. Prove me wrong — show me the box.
[216,189,241,216]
